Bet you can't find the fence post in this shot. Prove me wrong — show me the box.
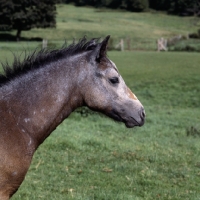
[42,39,48,49]
[157,38,167,51]
[115,39,124,51]
[127,37,131,51]
[120,39,124,51]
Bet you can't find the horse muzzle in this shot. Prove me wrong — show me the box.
[109,106,145,128]
[124,107,145,128]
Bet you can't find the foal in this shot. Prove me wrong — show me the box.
[0,36,145,199]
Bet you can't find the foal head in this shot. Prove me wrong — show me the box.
[81,36,145,128]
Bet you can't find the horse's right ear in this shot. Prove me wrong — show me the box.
[95,35,110,62]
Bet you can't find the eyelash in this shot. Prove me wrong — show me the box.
[109,77,119,84]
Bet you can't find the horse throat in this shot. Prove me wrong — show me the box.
[4,62,83,150]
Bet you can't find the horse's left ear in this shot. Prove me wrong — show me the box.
[96,35,110,62]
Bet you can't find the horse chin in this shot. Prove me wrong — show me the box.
[110,112,143,128]
[113,116,139,128]
[125,121,138,128]
[107,110,144,128]
[108,111,136,127]
[126,116,145,128]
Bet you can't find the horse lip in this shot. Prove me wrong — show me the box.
[125,117,140,128]
[110,110,144,128]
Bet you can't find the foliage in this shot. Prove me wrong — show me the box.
[167,29,200,52]
[149,0,170,11]
[107,0,123,9]
[168,39,200,52]
[0,0,56,40]
[189,29,200,39]
[65,0,200,16]
[149,0,200,16]
[125,0,149,12]
[66,0,148,11]
[168,0,200,16]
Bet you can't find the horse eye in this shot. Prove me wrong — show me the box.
[109,77,119,84]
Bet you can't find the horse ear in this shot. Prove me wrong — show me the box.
[96,35,110,62]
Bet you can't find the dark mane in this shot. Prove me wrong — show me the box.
[0,37,99,86]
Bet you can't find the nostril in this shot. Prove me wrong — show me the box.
[140,108,145,119]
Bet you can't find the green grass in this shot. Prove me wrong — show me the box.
[6,51,199,200]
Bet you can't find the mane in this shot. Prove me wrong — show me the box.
[0,37,100,86]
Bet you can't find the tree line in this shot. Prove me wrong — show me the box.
[65,0,200,16]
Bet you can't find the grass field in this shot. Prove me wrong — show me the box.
[0,4,200,200]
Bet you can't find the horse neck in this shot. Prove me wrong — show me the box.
[2,56,85,149]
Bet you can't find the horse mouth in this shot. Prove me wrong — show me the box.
[125,117,141,128]
[109,110,142,128]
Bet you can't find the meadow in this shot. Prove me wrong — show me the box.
[0,4,200,200]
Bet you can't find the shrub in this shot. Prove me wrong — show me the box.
[198,29,200,37]
[189,33,199,39]
[125,0,149,12]
[168,0,199,16]
[149,0,170,11]
[168,39,200,52]
[108,0,123,9]
[188,29,200,39]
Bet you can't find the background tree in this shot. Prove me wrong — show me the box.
[168,0,198,15]
[149,0,200,16]
[0,0,56,41]
[172,0,200,16]
[125,0,149,12]
[64,0,200,15]
[107,0,123,9]
[66,0,148,11]
[148,0,170,11]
